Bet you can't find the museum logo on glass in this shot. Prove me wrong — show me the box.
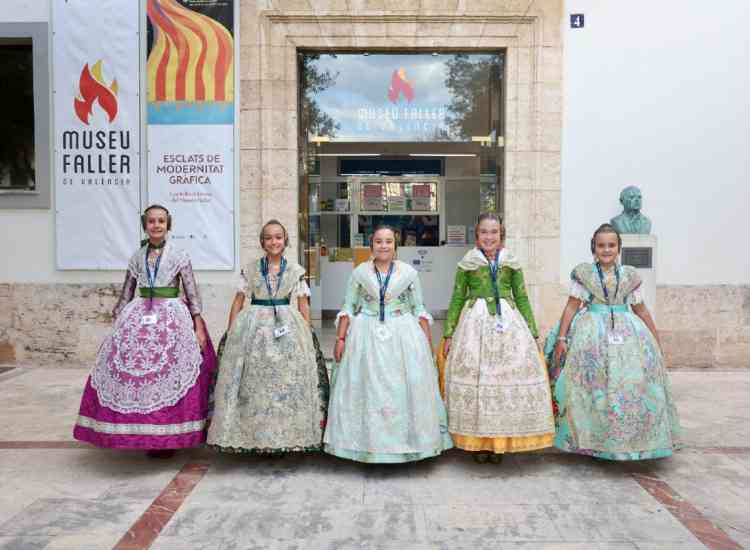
[302,53,503,142]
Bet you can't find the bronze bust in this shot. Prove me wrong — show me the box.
[611,186,652,235]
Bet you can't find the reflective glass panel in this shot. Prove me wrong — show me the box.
[301,52,503,143]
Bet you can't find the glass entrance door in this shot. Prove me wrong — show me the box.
[298,51,505,322]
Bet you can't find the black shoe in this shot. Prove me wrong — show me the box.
[473,451,490,464]
[488,453,504,464]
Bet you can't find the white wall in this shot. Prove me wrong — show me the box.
[3,1,48,22]
[562,0,750,285]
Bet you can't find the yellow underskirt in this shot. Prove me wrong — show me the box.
[451,432,554,453]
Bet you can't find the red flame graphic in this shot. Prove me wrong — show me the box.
[388,68,414,103]
[74,61,118,125]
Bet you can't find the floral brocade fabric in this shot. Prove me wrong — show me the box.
[207,258,329,454]
[323,261,453,463]
[550,263,681,460]
[443,249,555,448]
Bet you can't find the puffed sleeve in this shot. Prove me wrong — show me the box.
[443,268,468,338]
[627,287,645,305]
[569,264,593,302]
[408,275,433,325]
[511,268,539,338]
[624,267,644,305]
[235,269,249,294]
[295,277,312,298]
[335,274,361,328]
[569,279,592,302]
[180,260,203,316]
[112,270,137,319]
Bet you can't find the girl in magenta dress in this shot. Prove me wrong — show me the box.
[73,205,217,452]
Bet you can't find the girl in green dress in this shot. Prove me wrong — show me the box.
[440,213,555,463]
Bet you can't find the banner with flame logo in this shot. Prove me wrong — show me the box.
[53,1,141,269]
[146,0,236,270]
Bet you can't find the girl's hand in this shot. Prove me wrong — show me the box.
[195,323,207,351]
[334,339,346,363]
[553,340,567,366]
[444,337,452,356]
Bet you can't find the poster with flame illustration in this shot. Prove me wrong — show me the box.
[146,0,236,270]
[52,1,141,269]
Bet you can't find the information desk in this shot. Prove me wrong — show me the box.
[314,245,472,316]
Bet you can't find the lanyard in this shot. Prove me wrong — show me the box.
[374,262,394,323]
[595,262,620,330]
[483,249,502,317]
[260,256,287,322]
[144,246,163,307]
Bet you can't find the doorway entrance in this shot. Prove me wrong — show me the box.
[298,52,505,324]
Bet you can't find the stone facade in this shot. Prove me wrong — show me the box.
[0,282,236,366]
[241,0,566,335]
[0,1,745,368]
[657,285,750,369]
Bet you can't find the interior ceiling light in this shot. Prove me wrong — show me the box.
[408,153,477,157]
[315,153,382,157]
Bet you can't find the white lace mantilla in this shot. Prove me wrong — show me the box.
[129,241,191,288]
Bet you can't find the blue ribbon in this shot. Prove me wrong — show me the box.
[595,262,620,330]
[483,250,502,318]
[260,256,287,322]
[375,262,394,323]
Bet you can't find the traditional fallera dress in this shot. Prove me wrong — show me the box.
[207,257,329,454]
[439,248,555,453]
[544,262,681,460]
[324,260,453,463]
[73,241,217,449]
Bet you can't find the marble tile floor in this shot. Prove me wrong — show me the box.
[0,367,748,550]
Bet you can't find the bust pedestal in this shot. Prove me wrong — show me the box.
[620,234,657,320]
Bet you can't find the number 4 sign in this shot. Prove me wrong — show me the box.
[570,13,585,28]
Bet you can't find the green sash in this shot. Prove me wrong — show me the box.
[139,287,180,299]
[251,297,290,306]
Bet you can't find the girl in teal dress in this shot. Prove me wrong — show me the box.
[548,223,681,460]
[324,226,453,463]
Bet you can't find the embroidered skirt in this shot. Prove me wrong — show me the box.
[73,297,217,449]
[207,304,329,454]
[545,305,681,460]
[442,299,555,453]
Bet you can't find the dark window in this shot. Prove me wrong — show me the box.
[0,40,35,191]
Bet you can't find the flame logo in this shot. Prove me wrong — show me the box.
[74,61,118,125]
[147,0,234,102]
[388,68,414,104]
